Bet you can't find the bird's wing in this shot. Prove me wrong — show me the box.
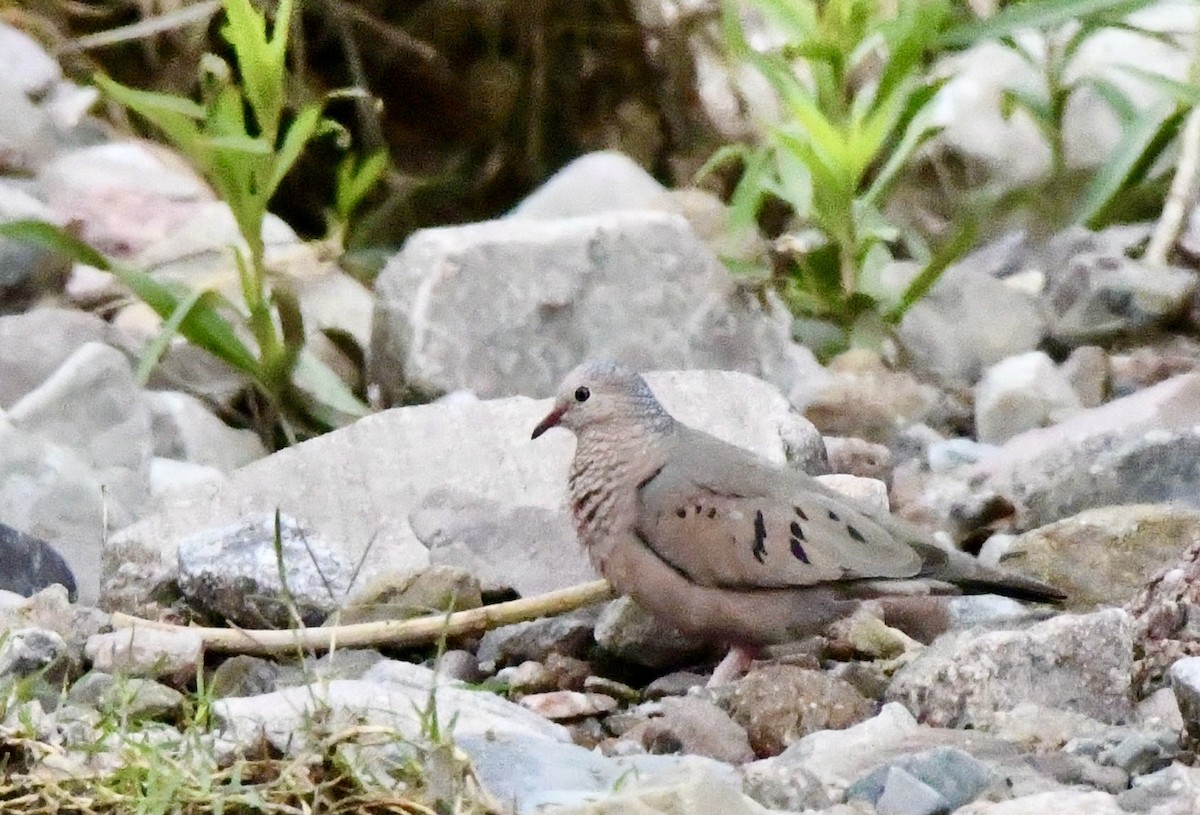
[634,429,923,589]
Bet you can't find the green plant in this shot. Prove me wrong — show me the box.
[702,0,961,356]
[954,0,1183,230]
[87,0,370,444]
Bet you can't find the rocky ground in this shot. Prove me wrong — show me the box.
[5,8,1200,815]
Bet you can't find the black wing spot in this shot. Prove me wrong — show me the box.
[789,520,805,540]
[675,507,686,519]
[827,509,840,522]
[707,507,717,519]
[790,537,810,563]
[752,510,767,564]
[846,525,866,543]
[794,505,809,520]
[586,506,598,523]
[694,504,702,515]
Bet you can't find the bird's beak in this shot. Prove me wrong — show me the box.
[531,404,566,439]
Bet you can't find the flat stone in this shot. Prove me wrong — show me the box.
[974,352,1082,444]
[84,627,203,686]
[887,609,1134,727]
[0,309,111,408]
[508,150,667,219]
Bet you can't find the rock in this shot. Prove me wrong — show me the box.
[971,373,1200,529]
[104,369,817,615]
[618,696,755,764]
[67,672,184,721]
[0,309,112,408]
[476,611,598,668]
[728,665,875,757]
[824,436,893,481]
[1000,505,1200,609]
[0,523,76,600]
[956,790,1122,815]
[0,423,116,605]
[1061,346,1109,408]
[1046,252,1196,347]
[410,487,593,596]
[209,654,288,698]
[144,390,266,471]
[84,627,204,687]
[508,150,667,219]
[815,474,890,514]
[7,341,151,478]
[0,72,59,173]
[869,766,950,815]
[519,691,617,720]
[0,585,109,665]
[0,628,71,682]
[148,457,225,498]
[39,141,211,258]
[974,352,1082,444]
[434,650,483,684]
[887,608,1134,727]
[897,258,1047,384]
[501,655,590,694]
[176,513,355,627]
[0,23,61,96]
[643,671,709,700]
[593,597,713,669]
[804,353,946,443]
[1117,763,1200,814]
[1128,535,1200,697]
[1170,657,1200,743]
[0,184,72,312]
[338,565,482,623]
[370,210,813,404]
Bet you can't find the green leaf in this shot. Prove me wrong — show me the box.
[1075,100,1180,227]
[135,286,209,384]
[941,0,1155,47]
[695,144,750,182]
[1080,76,1140,123]
[292,349,370,420]
[0,219,112,269]
[1121,67,1200,106]
[884,216,978,324]
[268,103,325,198]
[95,74,205,155]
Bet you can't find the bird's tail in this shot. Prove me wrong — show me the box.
[911,541,1067,604]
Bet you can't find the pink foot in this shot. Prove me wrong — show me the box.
[707,645,759,687]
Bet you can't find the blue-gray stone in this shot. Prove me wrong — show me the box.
[0,522,76,600]
[846,746,992,811]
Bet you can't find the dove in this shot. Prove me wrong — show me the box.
[532,360,1065,681]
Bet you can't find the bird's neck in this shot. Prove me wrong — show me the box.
[568,421,672,546]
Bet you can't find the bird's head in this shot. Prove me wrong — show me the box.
[531,360,671,440]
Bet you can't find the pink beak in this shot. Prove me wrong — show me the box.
[531,404,566,439]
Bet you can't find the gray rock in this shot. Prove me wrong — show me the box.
[1061,346,1109,408]
[1099,732,1175,777]
[176,513,355,627]
[847,747,994,813]
[887,608,1134,727]
[8,341,152,478]
[411,487,593,596]
[148,457,225,498]
[84,627,203,687]
[0,523,75,600]
[370,210,813,404]
[593,596,713,669]
[872,766,950,815]
[974,352,1082,444]
[104,369,820,615]
[0,309,113,408]
[1000,505,1200,610]
[508,150,667,219]
[0,185,71,310]
[617,696,755,764]
[956,789,1123,814]
[971,373,1200,528]
[1117,763,1200,814]
[144,390,266,471]
[1169,656,1200,742]
[0,23,61,96]
[476,611,598,667]
[0,627,70,681]
[0,424,115,605]
[68,672,184,721]
[897,261,1046,384]
[1046,252,1196,347]
[0,73,58,172]
[0,585,109,666]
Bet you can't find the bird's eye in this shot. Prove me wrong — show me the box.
[574,386,590,402]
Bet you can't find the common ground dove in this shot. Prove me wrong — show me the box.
[532,361,1064,676]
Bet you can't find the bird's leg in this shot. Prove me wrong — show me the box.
[707,644,760,687]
